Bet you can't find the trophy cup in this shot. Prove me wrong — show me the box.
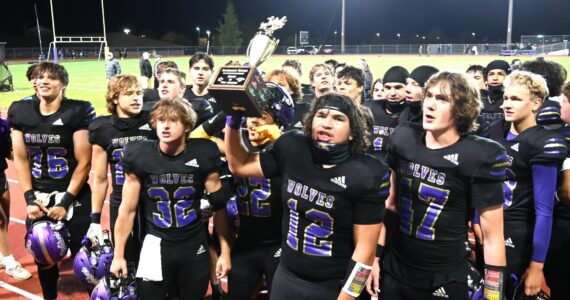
[209,16,287,117]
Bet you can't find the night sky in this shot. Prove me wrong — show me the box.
[1,0,569,44]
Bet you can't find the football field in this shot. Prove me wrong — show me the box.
[1,54,570,114]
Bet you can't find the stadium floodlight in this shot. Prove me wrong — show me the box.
[397,33,401,39]
[196,27,200,35]
[334,31,338,45]
[537,35,545,47]
[124,28,131,35]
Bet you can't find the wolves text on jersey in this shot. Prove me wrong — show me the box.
[286,179,334,209]
[150,173,195,185]
[399,161,446,186]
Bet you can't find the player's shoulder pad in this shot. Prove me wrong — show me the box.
[88,115,112,132]
[350,153,391,194]
[556,126,570,156]
[537,99,562,126]
[7,99,36,128]
[187,138,219,156]
[462,135,508,180]
[63,98,96,125]
[389,122,420,150]
[526,126,567,165]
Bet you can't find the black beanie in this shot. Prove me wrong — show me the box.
[409,65,439,87]
[383,66,409,84]
[486,60,511,75]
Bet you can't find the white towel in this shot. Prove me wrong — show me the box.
[34,191,74,220]
[136,234,163,281]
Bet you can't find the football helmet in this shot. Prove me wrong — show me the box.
[91,264,137,300]
[264,82,295,129]
[467,259,484,300]
[74,231,114,288]
[226,196,239,233]
[25,220,70,265]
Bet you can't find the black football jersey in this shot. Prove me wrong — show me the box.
[537,99,563,127]
[142,88,214,126]
[233,131,283,244]
[364,100,400,157]
[184,88,219,114]
[122,139,222,242]
[88,111,157,205]
[480,90,505,123]
[387,124,507,272]
[260,130,390,282]
[142,89,160,111]
[8,98,96,192]
[489,121,566,222]
[555,125,570,220]
[289,102,311,131]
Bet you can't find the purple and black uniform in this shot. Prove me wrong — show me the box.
[489,121,566,298]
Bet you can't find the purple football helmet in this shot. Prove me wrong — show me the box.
[467,259,483,300]
[264,82,295,129]
[74,232,114,288]
[91,264,137,300]
[25,220,70,265]
[226,196,239,233]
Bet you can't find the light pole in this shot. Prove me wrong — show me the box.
[196,27,201,45]
[206,30,211,54]
[341,0,345,54]
[397,33,401,41]
[376,32,380,44]
[507,0,514,46]
[124,28,131,35]
[537,34,545,48]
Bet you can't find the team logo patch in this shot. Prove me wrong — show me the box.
[330,176,347,188]
[196,245,206,255]
[511,143,520,152]
[138,124,151,131]
[443,153,459,165]
[432,287,449,298]
[273,248,282,258]
[185,159,200,168]
[52,118,64,126]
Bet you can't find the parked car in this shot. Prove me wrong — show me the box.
[302,45,319,55]
[321,45,334,54]
[287,47,303,55]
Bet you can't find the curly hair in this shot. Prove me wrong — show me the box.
[424,72,482,135]
[105,74,142,113]
[504,70,549,101]
[302,93,370,154]
[150,99,197,140]
[521,59,566,97]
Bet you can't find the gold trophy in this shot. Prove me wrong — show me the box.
[209,16,287,116]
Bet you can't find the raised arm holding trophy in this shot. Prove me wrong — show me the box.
[209,16,287,117]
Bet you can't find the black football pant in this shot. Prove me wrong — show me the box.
[504,221,533,299]
[380,272,468,300]
[110,202,142,265]
[270,263,339,300]
[544,215,570,300]
[137,232,210,300]
[227,241,280,299]
[26,187,91,300]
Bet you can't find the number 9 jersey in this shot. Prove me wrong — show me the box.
[8,98,96,192]
[385,124,507,288]
[121,139,222,242]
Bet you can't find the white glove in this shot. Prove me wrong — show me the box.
[87,223,103,244]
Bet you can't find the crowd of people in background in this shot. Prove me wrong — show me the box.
[1,52,569,300]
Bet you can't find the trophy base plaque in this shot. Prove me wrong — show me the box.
[209,66,272,117]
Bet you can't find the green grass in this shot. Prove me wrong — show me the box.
[2,54,570,115]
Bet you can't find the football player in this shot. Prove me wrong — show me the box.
[481,60,511,123]
[373,72,507,300]
[87,74,156,264]
[226,83,294,299]
[184,53,219,114]
[364,66,409,157]
[225,93,391,299]
[8,62,96,299]
[466,64,487,91]
[545,82,570,300]
[488,70,566,298]
[0,117,32,280]
[142,65,213,126]
[336,66,365,104]
[401,65,439,124]
[110,99,232,299]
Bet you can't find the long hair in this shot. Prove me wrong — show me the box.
[105,74,142,113]
[302,93,370,154]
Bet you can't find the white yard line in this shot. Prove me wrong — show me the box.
[0,280,43,300]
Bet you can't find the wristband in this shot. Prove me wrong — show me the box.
[91,212,102,224]
[342,259,372,297]
[225,115,243,130]
[24,189,39,206]
[483,264,505,300]
[375,245,385,258]
[55,192,75,209]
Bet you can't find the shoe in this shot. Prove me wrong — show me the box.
[6,262,32,280]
